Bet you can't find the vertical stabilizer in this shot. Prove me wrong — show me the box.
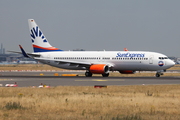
[28,19,63,52]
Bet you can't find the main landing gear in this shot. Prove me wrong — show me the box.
[102,73,109,77]
[85,71,109,77]
[85,71,92,77]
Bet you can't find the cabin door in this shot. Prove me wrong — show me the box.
[149,55,153,64]
[47,54,50,64]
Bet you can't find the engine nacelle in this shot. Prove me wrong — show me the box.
[119,70,136,74]
[90,64,109,74]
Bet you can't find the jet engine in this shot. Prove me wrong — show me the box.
[119,70,136,74]
[90,64,109,74]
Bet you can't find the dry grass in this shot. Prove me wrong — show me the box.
[168,64,180,70]
[0,64,63,71]
[0,85,180,120]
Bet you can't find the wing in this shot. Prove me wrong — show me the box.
[35,57,114,70]
[35,57,92,68]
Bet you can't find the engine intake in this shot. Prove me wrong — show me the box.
[90,64,109,74]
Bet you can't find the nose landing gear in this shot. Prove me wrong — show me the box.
[156,70,166,77]
[156,73,163,77]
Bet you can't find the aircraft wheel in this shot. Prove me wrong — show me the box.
[85,72,92,77]
[102,73,109,77]
[156,73,160,77]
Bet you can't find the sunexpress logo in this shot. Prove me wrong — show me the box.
[116,52,145,58]
[30,26,47,43]
[158,61,164,67]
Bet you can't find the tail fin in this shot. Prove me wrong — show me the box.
[28,19,63,52]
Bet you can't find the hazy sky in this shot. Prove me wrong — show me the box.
[0,0,180,57]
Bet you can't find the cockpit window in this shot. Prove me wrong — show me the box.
[159,57,168,60]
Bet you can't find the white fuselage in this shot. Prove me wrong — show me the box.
[33,51,175,71]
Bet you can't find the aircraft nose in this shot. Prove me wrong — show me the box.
[167,60,175,67]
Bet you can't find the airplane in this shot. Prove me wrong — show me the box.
[17,60,37,64]
[9,19,175,77]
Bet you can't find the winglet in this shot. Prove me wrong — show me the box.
[125,48,128,51]
[19,45,30,58]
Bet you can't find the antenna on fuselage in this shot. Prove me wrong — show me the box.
[125,48,128,51]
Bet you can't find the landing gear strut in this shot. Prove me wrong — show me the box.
[85,71,92,77]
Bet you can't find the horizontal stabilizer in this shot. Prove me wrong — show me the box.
[8,45,41,58]
[19,45,29,58]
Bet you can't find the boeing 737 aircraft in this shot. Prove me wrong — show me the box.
[10,19,175,77]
